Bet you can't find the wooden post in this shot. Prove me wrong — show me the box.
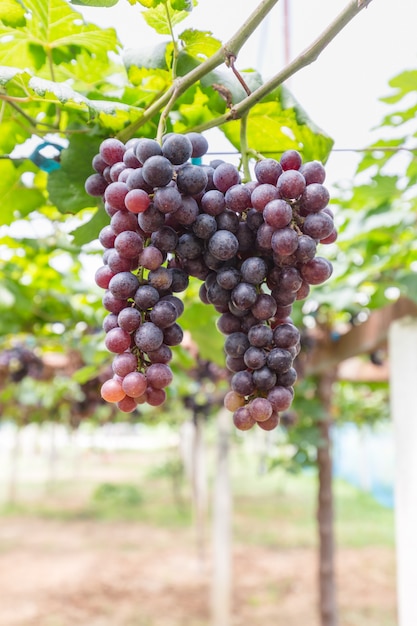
[192,411,208,569]
[317,373,338,626]
[389,317,417,626]
[211,408,232,626]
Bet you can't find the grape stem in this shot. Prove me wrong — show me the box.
[239,114,251,182]
[227,55,252,97]
[117,0,279,142]
[187,0,374,135]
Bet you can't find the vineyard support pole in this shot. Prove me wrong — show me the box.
[317,373,338,626]
[211,408,232,626]
[389,317,417,626]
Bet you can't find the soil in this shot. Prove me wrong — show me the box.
[0,516,396,626]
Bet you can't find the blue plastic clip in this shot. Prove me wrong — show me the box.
[28,142,64,172]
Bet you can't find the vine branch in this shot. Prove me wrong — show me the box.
[188,0,375,134]
[117,0,279,142]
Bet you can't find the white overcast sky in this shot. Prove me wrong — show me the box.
[78,0,417,186]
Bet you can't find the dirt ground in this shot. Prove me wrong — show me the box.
[0,516,396,626]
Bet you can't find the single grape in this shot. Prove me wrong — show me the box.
[300,183,330,213]
[114,231,144,259]
[243,346,267,369]
[163,323,184,346]
[134,285,160,310]
[101,378,126,402]
[105,327,132,353]
[146,386,167,406]
[225,184,251,213]
[248,323,273,347]
[252,366,276,391]
[109,272,139,300]
[142,155,173,187]
[150,300,178,328]
[231,370,255,396]
[249,397,273,422]
[213,162,240,192]
[277,170,306,200]
[117,395,138,413]
[162,134,193,165]
[117,307,142,332]
[176,164,208,195]
[254,158,283,185]
[100,138,126,165]
[208,230,239,261]
[224,332,250,358]
[233,406,256,431]
[134,322,164,352]
[280,149,302,171]
[186,132,209,158]
[263,199,293,229]
[302,212,334,240]
[95,265,114,290]
[110,210,138,235]
[125,188,151,214]
[200,189,226,216]
[257,412,280,431]
[85,173,108,196]
[300,257,333,285]
[224,390,245,412]
[122,371,147,397]
[299,160,326,184]
[151,226,179,253]
[112,351,138,377]
[146,363,173,389]
[251,183,280,212]
[153,185,182,214]
[135,138,162,164]
[103,313,119,333]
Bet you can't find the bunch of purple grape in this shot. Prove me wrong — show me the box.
[85,132,335,426]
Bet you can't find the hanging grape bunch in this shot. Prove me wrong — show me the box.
[85,132,335,428]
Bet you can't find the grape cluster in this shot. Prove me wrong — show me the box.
[86,132,335,425]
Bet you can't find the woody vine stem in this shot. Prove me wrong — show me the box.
[118,0,374,148]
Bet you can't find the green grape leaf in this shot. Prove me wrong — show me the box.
[0,69,140,128]
[123,42,170,71]
[142,1,195,34]
[0,160,45,225]
[0,0,26,27]
[170,0,193,11]
[179,29,221,60]
[47,134,103,214]
[180,300,224,365]
[380,70,417,105]
[70,0,119,6]
[70,208,110,246]
[136,0,165,7]
[0,0,119,71]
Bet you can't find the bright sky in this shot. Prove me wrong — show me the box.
[78,0,417,187]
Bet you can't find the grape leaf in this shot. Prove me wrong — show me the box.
[380,70,417,105]
[180,300,224,366]
[47,134,103,214]
[136,0,165,7]
[123,42,170,71]
[142,1,195,34]
[0,0,26,27]
[0,0,119,71]
[180,29,221,60]
[0,160,45,225]
[70,0,119,6]
[170,0,193,10]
